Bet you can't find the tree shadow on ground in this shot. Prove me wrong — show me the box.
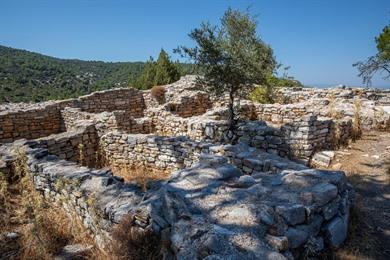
[324,173,390,260]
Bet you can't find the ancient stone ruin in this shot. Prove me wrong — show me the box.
[1,75,389,259]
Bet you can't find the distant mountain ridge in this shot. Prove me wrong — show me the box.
[0,45,146,103]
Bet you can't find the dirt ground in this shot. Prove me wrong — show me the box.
[328,131,390,260]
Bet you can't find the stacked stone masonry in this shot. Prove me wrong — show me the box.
[0,87,145,143]
[0,75,389,259]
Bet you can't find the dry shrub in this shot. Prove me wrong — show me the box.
[151,86,166,103]
[329,122,342,149]
[374,107,390,131]
[111,164,170,191]
[327,93,336,117]
[19,206,73,258]
[0,171,11,232]
[78,143,85,166]
[18,204,99,259]
[7,146,98,259]
[109,214,161,260]
[327,94,344,119]
[351,99,362,141]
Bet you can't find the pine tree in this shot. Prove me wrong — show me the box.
[154,49,180,85]
[131,49,181,89]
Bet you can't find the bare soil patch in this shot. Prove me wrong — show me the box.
[328,131,390,260]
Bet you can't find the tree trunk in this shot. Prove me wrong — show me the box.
[228,87,235,131]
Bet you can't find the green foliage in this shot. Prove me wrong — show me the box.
[249,86,272,104]
[0,45,145,103]
[249,74,302,104]
[354,24,390,85]
[376,25,390,61]
[177,8,276,129]
[266,74,302,88]
[155,49,181,85]
[0,45,190,104]
[131,49,181,89]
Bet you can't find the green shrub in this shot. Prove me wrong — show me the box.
[249,86,273,104]
[248,74,302,104]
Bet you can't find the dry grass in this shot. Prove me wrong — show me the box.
[0,146,100,259]
[2,147,171,259]
[323,164,385,260]
[351,99,362,141]
[327,94,336,118]
[329,122,342,149]
[0,171,11,232]
[79,143,85,166]
[111,164,170,191]
[108,214,162,260]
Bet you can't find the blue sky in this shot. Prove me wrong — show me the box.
[0,0,389,87]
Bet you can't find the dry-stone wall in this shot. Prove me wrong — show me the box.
[31,123,99,167]
[277,86,390,105]
[1,75,389,259]
[253,103,310,124]
[164,92,212,118]
[0,142,353,259]
[0,88,146,143]
[61,107,154,136]
[61,107,95,130]
[99,130,316,179]
[100,133,209,172]
[0,103,64,143]
[74,87,146,114]
[144,112,336,163]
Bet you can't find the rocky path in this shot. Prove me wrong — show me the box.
[329,131,390,260]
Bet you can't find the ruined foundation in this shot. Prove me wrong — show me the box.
[1,75,389,259]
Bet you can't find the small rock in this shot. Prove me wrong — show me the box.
[275,204,306,225]
[54,244,92,260]
[4,232,19,240]
[266,251,288,260]
[265,234,289,251]
[236,175,256,188]
[311,151,335,168]
[323,216,348,247]
[311,183,338,206]
[286,227,309,249]
[257,204,275,225]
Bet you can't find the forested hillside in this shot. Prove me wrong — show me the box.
[0,45,191,103]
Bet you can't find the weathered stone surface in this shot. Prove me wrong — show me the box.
[0,75,363,259]
[323,216,348,247]
[265,234,289,251]
[54,244,92,260]
[311,150,335,167]
[311,183,338,206]
[286,227,309,249]
[236,175,256,188]
[275,204,306,225]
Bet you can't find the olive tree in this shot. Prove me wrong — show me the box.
[176,8,276,131]
[354,24,390,85]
